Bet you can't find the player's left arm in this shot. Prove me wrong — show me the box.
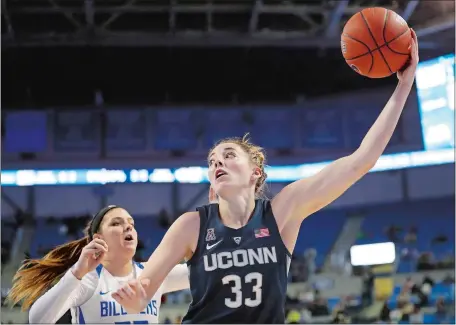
[160,263,190,293]
[273,30,419,222]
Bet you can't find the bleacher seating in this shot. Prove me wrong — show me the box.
[29,209,345,269]
[388,282,455,309]
[1,221,14,266]
[30,220,71,257]
[28,198,454,273]
[1,221,16,247]
[134,218,167,257]
[355,198,455,273]
[295,210,347,267]
[29,217,166,259]
[154,109,199,151]
[10,198,454,324]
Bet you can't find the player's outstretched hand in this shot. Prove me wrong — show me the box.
[112,279,150,314]
[397,28,419,84]
[72,238,108,279]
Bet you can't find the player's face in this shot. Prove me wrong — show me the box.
[208,143,259,197]
[97,208,138,257]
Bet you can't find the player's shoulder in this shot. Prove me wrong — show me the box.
[85,266,103,281]
[176,211,200,228]
[163,211,201,244]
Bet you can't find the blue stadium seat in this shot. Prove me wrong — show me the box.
[30,220,70,257]
[247,107,296,149]
[203,109,249,148]
[295,210,346,267]
[354,199,454,273]
[134,217,167,257]
[423,313,437,324]
[154,109,199,150]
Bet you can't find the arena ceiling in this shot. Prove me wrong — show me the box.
[2,0,454,48]
[1,0,454,107]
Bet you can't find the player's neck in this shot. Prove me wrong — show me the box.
[102,258,133,277]
[218,193,256,229]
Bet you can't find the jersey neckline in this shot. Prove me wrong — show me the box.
[214,199,261,232]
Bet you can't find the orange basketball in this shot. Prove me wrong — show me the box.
[341,7,412,78]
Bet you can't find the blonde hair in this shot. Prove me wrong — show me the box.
[209,133,268,198]
[6,222,93,310]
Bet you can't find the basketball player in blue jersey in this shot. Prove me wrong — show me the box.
[7,205,190,324]
[113,31,419,323]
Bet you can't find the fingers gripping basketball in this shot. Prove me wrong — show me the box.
[341,7,412,78]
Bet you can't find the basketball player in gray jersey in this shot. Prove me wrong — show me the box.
[112,30,419,323]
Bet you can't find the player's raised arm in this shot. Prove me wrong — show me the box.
[161,263,190,293]
[112,211,199,313]
[28,269,98,324]
[273,30,419,223]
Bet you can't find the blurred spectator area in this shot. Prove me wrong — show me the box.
[355,198,455,274]
[1,198,454,324]
[1,218,21,268]
[26,197,454,277]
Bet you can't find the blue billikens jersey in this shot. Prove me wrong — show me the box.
[183,199,292,324]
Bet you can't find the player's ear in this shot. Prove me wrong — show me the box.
[93,233,103,240]
[252,167,262,181]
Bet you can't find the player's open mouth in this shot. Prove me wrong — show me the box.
[124,234,133,241]
[215,169,227,180]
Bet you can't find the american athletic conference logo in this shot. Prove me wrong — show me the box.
[206,228,216,241]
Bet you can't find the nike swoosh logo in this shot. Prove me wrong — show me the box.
[206,239,223,250]
[100,291,111,296]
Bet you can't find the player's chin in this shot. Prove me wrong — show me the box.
[121,239,137,250]
[213,181,230,192]
[215,183,240,198]
[121,245,137,258]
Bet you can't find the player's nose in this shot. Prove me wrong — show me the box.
[214,158,224,168]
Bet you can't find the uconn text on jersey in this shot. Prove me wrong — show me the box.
[203,246,277,271]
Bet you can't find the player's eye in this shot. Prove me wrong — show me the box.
[208,159,214,166]
[225,152,235,158]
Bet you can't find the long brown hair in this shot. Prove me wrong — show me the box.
[6,222,93,310]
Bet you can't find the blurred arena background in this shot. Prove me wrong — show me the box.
[1,0,455,323]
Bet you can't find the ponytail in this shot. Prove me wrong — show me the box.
[6,236,88,311]
[7,206,119,310]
